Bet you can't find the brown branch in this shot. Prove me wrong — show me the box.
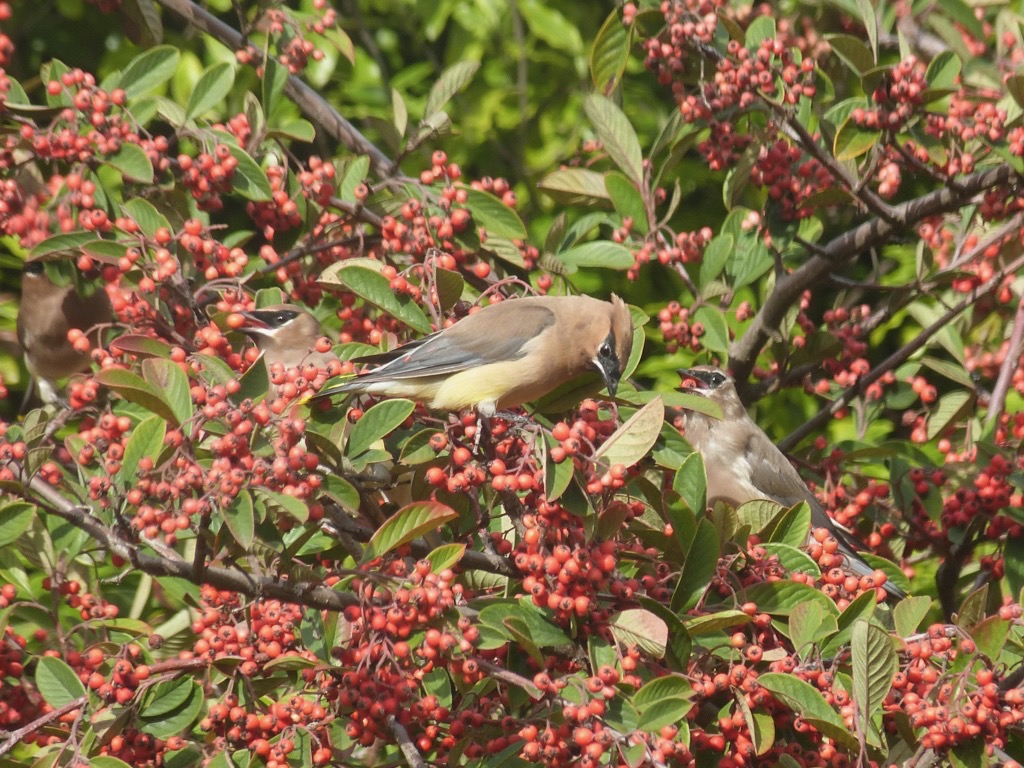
[729,164,1018,382]
[778,248,1024,451]
[11,461,360,611]
[387,715,429,768]
[155,0,395,178]
[986,291,1024,430]
[0,696,87,757]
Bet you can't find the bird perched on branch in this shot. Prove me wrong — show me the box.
[236,304,339,371]
[17,259,112,405]
[319,294,634,417]
[678,365,907,600]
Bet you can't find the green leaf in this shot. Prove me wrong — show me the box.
[956,584,988,630]
[557,241,634,271]
[463,188,527,240]
[744,15,776,49]
[590,8,630,94]
[254,489,308,524]
[118,0,163,48]
[544,432,575,503]
[692,306,730,356]
[594,397,664,469]
[434,268,464,313]
[584,93,644,186]
[759,673,857,749]
[762,502,812,549]
[35,656,86,708]
[682,609,750,636]
[29,231,95,259]
[141,678,193,718]
[834,120,881,161]
[139,679,203,738]
[346,399,416,457]
[0,501,36,548]
[319,263,433,334]
[633,675,694,732]
[609,608,667,658]
[105,143,154,183]
[851,620,897,728]
[699,234,734,285]
[671,518,719,612]
[893,594,931,638]
[826,34,875,75]
[927,390,975,440]
[856,0,878,62]
[606,172,647,232]
[223,490,255,550]
[537,168,611,206]
[672,452,706,517]
[743,581,839,618]
[119,46,179,100]
[225,144,273,201]
[790,599,838,653]
[519,0,582,54]
[123,198,171,238]
[424,543,466,573]
[364,502,459,561]
[94,368,180,425]
[424,60,479,119]
[142,358,193,427]
[186,62,235,120]
[117,416,165,485]
[924,50,961,93]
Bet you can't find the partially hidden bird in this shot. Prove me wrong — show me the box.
[17,259,112,404]
[319,294,634,417]
[237,304,340,370]
[678,365,907,600]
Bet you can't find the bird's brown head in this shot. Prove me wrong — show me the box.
[678,365,746,420]
[589,294,634,397]
[238,304,321,349]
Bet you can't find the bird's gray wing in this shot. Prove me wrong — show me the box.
[744,429,819,510]
[746,429,908,598]
[352,303,556,380]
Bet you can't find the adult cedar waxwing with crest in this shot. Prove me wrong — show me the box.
[17,259,112,405]
[236,304,340,371]
[319,294,634,417]
[678,365,907,600]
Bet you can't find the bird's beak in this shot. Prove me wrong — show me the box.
[237,312,272,337]
[600,365,621,398]
[678,368,712,393]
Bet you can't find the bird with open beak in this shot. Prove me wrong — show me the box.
[236,304,340,372]
[678,365,907,600]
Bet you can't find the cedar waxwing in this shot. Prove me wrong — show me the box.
[237,304,339,370]
[320,294,634,417]
[17,260,112,404]
[678,365,907,600]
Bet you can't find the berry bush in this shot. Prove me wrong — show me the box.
[3,0,1024,766]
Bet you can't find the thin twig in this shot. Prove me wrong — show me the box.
[154,0,394,178]
[985,291,1024,430]
[779,249,1024,451]
[730,164,1017,382]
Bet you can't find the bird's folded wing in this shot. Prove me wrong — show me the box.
[350,303,554,381]
[745,430,817,510]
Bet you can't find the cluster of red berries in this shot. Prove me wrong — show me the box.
[177,144,238,211]
[749,138,832,220]
[657,301,706,353]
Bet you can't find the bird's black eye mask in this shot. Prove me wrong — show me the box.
[678,368,727,391]
[248,309,299,328]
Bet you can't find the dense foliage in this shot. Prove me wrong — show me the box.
[3,0,1024,766]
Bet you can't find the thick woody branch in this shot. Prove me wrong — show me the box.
[155,0,395,178]
[729,164,1018,382]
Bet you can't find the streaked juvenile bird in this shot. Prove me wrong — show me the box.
[17,260,112,404]
[678,365,907,600]
[237,304,339,370]
[320,294,634,416]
